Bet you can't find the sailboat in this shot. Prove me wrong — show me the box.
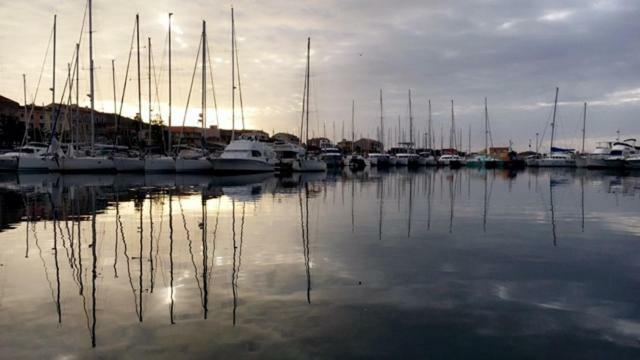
[145,13,176,173]
[437,100,463,167]
[17,17,60,172]
[367,90,392,167]
[175,20,214,173]
[56,1,116,172]
[212,8,276,174]
[467,98,498,168]
[292,37,326,173]
[538,87,576,167]
[575,103,588,168]
[113,16,144,172]
[395,90,421,167]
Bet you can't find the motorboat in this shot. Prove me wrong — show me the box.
[537,151,576,167]
[585,142,612,169]
[273,142,305,172]
[348,154,367,170]
[603,140,636,169]
[466,154,498,169]
[418,151,437,166]
[211,140,276,174]
[626,154,640,169]
[395,153,410,166]
[367,153,392,167]
[0,142,50,171]
[319,147,343,168]
[438,154,463,167]
[292,154,327,172]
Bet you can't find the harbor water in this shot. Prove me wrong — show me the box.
[1,168,639,359]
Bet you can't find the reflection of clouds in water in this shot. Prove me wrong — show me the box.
[2,169,640,357]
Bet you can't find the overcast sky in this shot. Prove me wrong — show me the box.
[0,0,639,151]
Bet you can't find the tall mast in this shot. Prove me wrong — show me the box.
[581,102,587,153]
[75,43,79,146]
[428,99,432,149]
[408,89,413,147]
[112,59,117,144]
[52,15,57,107]
[136,14,142,133]
[305,37,311,144]
[22,73,27,122]
[450,100,455,149]
[88,0,95,154]
[550,86,559,151]
[484,97,489,155]
[468,123,471,154]
[231,7,236,141]
[202,21,207,150]
[351,100,355,152]
[379,89,384,150]
[168,12,173,153]
[148,37,152,146]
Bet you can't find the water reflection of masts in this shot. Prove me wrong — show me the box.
[179,197,204,315]
[137,193,143,322]
[580,175,585,232]
[426,171,433,231]
[149,192,154,292]
[117,192,140,321]
[169,192,175,324]
[378,178,384,241]
[483,171,494,232]
[90,188,97,348]
[407,176,413,238]
[299,183,312,303]
[549,178,558,246]
[201,192,209,319]
[448,172,456,233]
[351,179,355,233]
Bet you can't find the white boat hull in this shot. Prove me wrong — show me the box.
[145,156,176,173]
[175,158,214,173]
[114,157,145,172]
[56,157,116,173]
[212,158,274,174]
[18,156,52,172]
[292,158,327,172]
[0,156,18,171]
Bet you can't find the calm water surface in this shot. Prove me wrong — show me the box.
[1,168,640,359]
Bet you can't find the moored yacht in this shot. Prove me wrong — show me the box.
[145,153,176,173]
[538,150,576,167]
[367,153,392,167]
[585,141,612,168]
[603,140,637,169]
[319,147,343,168]
[438,154,463,167]
[211,139,276,174]
[419,151,437,166]
[626,154,640,169]
[1,142,50,171]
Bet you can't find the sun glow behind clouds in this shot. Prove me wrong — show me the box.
[539,10,574,22]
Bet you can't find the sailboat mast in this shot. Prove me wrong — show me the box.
[75,43,79,146]
[408,89,413,147]
[379,89,384,150]
[168,13,173,153]
[112,59,117,144]
[88,0,95,154]
[351,100,355,152]
[148,37,152,138]
[52,15,56,107]
[22,73,27,121]
[484,97,489,155]
[202,21,207,150]
[428,99,432,149]
[450,100,455,150]
[581,102,587,153]
[136,14,142,130]
[231,7,236,141]
[550,86,559,151]
[305,37,310,144]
